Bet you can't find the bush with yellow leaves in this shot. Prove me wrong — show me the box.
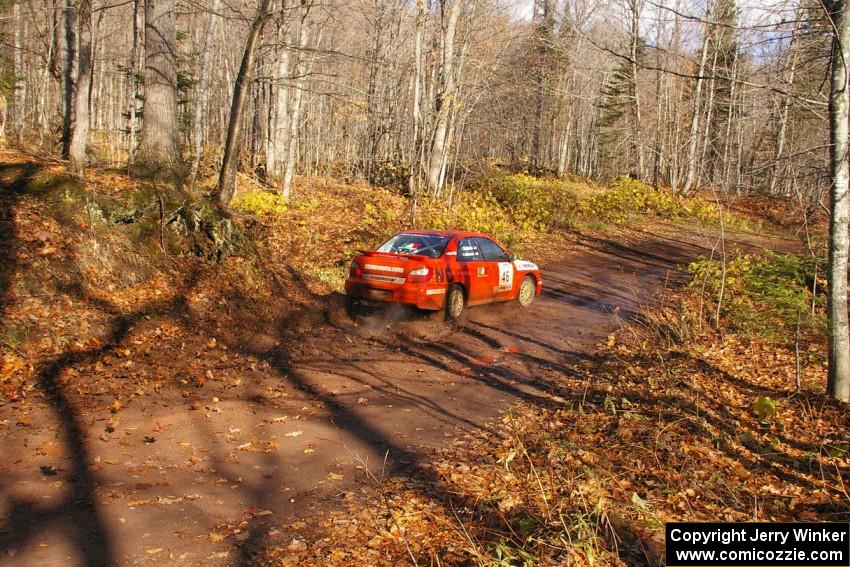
[231,191,288,215]
[486,172,583,230]
[416,191,538,249]
[581,176,691,223]
[577,176,757,230]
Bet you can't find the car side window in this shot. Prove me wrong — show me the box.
[457,238,483,262]
[476,238,510,262]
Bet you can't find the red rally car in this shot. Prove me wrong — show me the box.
[344,230,543,320]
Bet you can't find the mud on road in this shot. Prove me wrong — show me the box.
[0,228,777,566]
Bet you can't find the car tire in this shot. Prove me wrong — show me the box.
[517,276,535,308]
[445,284,466,321]
[344,295,362,318]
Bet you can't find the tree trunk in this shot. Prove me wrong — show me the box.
[61,0,77,159]
[126,0,143,163]
[426,0,462,195]
[409,0,425,196]
[249,70,264,170]
[653,70,664,187]
[50,0,64,81]
[266,20,291,180]
[653,20,665,187]
[217,0,273,207]
[282,12,315,200]
[189,0,222,181]
[768,14,801,195]
[827,0,850,402]
[698,48,718,187]
[671,72,685,188]
[12,2,26,143]
[137,0,181,168]
[682,21,710,195]
[628,0,644,178]
[68,0,93,175]
[720,53,738,191]
[0,95,6,143]
[531,0,555,168]
[363,3,387,181]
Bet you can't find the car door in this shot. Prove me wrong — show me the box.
[475,237,514,301]
[456,238,491,304]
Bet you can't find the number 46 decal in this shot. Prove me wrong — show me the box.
[498,262,513,291]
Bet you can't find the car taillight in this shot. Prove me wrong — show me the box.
[407,267,431,283]
[349,261,362,277]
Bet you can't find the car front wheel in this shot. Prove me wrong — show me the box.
[517,276,535,308]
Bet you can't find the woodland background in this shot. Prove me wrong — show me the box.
[0,0,833,203]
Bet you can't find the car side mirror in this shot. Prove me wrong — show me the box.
[509,254,517,262]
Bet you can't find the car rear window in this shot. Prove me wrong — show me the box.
[377,233,450,258]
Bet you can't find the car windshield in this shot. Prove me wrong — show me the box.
[377,233,450,259]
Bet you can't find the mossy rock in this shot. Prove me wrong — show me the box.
[83,182,241,261]
[167,200,241,261]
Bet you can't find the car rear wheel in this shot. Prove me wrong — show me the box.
[445,285,465,321]
[517,276,535,308]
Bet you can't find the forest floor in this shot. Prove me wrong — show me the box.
[0,149,842,566]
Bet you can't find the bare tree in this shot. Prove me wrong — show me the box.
[768,11,802,195]
[281,1,314,200]
[60,0,76,159]
[67,0,93,175]
[425,0,463,195]
[189,0,222,182]
[682,12,711,194]
[531,0,555,168]
[12,1,26,143]
[266,7,292,182]
[137,0,181,168]
[409,0,425,195]
[627,0,644,178]
[217,0,274,207]
[126,0,143,163]
[826,0,850,401]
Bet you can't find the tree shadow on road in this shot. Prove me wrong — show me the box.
[0,162,122,567]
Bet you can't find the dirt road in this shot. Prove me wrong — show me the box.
[0,229,749,566]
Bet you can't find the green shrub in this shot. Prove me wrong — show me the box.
[231,191,288,215]
[688,251,825,339]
